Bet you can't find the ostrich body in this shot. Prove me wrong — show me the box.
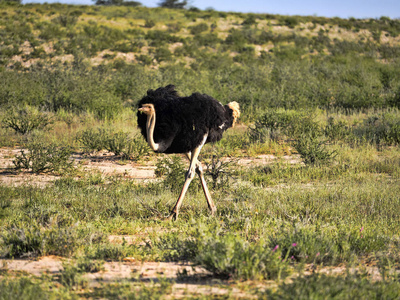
[137,85,240,220]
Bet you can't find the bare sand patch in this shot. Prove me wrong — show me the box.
[0,147,301,187]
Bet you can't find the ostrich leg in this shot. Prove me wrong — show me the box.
[167,135,208,221]
[186,152,217,216]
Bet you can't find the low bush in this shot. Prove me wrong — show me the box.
[248,109,321,143]
[195,232,292,280]
[76,128,108,152]
[204,153,236,190]
[0,226,43,258]
[189,22,208,35]
[58,262,88,290]
[293,134,337,166]
[76,256,105,273]
[13,140,73,174]
[1,106,53,135]
[324,116,352,141]
[353,112,400,146]
[0,277,52,300]
[121,134,149,161]
[77,128,149,160]
[262,272,400,299]
[155,155,187,192]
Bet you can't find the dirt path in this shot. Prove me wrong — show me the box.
[1,256,251,298]
[0,147,301,187]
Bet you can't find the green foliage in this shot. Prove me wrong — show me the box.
[87,243,129,260]
[281,16,300,28]
[90,278,173,299]
[153,46,173,62]
[324,117,351,141]
[77,128,149,160]
[0,226,43,258]
[242,14,257,26]
[155,156,186,192]
[0,277,53,300]
[144,19,155,28]
[195,232,292,280]
[249,109,321,143]
[76,257,105,273]
[94,0,141,6]
[1,106,53,135]
[204,153,236,190]
[121,134,149,161]
[158,0,187,9]
[262,272,400,299]
[353,112,400,146]
[13,140,73,174]
[77,128,108,152]
[43,225,81,256]
[58,262,87,290]
[293,134,337,166]
[189,22,208,35]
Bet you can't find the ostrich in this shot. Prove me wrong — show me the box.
[137,85,240,220]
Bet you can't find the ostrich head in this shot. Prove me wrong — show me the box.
[138,103,155,116]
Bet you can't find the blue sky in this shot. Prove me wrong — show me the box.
[21,0,400,19]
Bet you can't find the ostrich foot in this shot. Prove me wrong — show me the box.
[166,211,178,221]
[210,206,217,216]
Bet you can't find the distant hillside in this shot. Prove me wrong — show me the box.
[1,3,400,68]
[0,2,399,116]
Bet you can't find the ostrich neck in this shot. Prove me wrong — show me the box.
[146,112,159,151]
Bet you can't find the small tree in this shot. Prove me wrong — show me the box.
[158,0,188,9]
[94,0,141,6]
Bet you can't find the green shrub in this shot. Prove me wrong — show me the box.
[1,106,53,135]
[242,14,257,26]
[324,117,351,141]
[249,109,321,143]
[155,156,186,192]
[136,54,153,65]
[195,233,292,280]
[0,277,52,300]
[87,243,128,260]
[144,19,155,28]
[51,14,79,27]
[189,22,208,35]
[77,128,149,160]
[43,226,80,257]
[77,128,108,152]
[0,226,43,258]
[281,16,300,28]
[105,131,129,156]
[76,257,105,273]
[353,113,400,146]
[13,140,73,174]
[121,135,149,161]
[262,272,400,299]
[154,47,173,62]
[58,262,87,290]
[204,153,236,190]
[293,134,337,166]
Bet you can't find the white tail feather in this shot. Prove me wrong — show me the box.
[228,101,240,127]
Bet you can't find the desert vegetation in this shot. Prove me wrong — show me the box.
[0,1,399,298]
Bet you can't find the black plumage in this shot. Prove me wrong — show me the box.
[137,85,237,154]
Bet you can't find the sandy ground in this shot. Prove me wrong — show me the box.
[0,147,300,187]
